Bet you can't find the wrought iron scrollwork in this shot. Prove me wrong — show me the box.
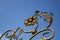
[0,11,55,40]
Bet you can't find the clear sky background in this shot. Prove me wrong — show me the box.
[0,0,60,40]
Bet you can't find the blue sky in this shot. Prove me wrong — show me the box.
[0,0,60,40]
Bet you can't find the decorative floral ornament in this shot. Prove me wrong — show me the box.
[0,11,55,40]
[24,16,37,26]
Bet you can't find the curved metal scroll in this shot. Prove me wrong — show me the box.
[0,11,55,40]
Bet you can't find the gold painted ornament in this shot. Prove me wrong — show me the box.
[0,11,55,40]
[24,16,37,26]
